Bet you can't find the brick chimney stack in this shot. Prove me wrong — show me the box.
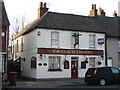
[38,2,49,18]
[89,4,98,16]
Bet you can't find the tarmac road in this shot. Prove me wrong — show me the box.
[2,78,120,90]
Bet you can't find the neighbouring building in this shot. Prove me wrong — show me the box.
[13,3,119,79]
[0,1,10,81]
[89,4,120,69]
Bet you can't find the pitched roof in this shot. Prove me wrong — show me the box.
[0,1,10,28]
[14,12,120,39]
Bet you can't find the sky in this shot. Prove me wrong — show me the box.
[4,0,120,20]
[3,0,120,37]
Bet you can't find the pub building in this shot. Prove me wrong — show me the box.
[12,2,106,79]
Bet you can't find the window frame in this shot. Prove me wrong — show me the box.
[89,34,96,49]
[89,57,96,68]
[48,56,62,71]
[81,61,86,69]
[51,32,59,47]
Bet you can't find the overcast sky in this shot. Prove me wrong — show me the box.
[3,0,120,37]
[4,0,120,20]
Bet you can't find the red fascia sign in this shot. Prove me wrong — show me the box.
[37,48,104,55]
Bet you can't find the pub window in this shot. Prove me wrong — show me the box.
[31,56,37,68]
[81,62,86,69]
[48,56,61,71]
[51,32,59,47]
[89,57,96,68]
[89,34,96,49]
[64,60,69,69]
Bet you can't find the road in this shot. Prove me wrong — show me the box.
[2,78,120,90]
[58,83,120,90]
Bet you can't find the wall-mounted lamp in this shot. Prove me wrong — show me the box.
[84,57,88,63]
[40,54,43,59]
[98,61,102,65]
[101,55,104,60]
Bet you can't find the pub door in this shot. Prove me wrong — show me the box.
[71,59,78,78]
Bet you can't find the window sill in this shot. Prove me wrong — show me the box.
[48,69,62,71]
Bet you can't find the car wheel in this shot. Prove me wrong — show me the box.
[99,78,106,86]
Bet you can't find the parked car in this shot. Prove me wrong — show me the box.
[85,67,120,86]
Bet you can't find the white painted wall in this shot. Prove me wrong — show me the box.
[14,28,105,79]
[14,29,38,78]
[36,29,105,49]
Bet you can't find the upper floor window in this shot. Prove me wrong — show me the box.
[51,32,59,47]
[118,41,120,52]
[21,37,24,51]
[89,34,96,49]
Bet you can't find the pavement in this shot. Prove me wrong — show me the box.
[2,78,86,88]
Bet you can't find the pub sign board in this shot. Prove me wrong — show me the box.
[37,48,103,55]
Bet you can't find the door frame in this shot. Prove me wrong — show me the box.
[71,57,78,78]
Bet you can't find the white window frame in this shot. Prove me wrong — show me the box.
[89,34,96,49]
[48,56,61,71]
[51,32,59,47]
[89,57,96,68]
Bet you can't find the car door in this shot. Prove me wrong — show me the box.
[110,67,120,83]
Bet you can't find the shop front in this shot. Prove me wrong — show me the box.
[36,48,105,79]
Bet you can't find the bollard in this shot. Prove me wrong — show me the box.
[9,72,17,86]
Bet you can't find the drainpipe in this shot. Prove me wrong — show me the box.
[105,34,108,66]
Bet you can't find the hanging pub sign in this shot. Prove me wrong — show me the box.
[64,60,69,69]
[98,38,104,45]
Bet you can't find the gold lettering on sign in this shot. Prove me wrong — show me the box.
[51,49,101,55]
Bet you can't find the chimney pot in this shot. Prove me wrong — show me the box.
[44,3,47,8]
[40,2,43,8]
[113,11,117,17]
[92,4,96,9]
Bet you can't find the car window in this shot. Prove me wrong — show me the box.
[87,68,95,74]
[111,67,119,73]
